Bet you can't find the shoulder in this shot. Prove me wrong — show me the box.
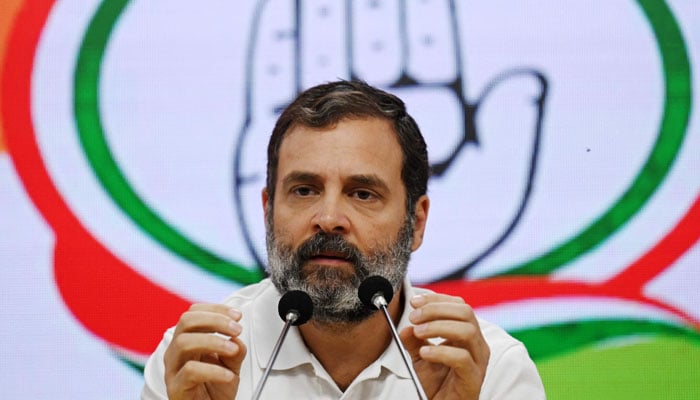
[220,278,276,308]
[474,314,545,398]
[477,317,524,354]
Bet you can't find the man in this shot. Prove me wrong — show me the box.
[142,80,545,399]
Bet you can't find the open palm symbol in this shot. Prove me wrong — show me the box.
[233,0,548,281]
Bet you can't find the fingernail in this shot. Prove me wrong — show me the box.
[414,323,427,335]
[409,309,421,322]
[419,346,432,357]
[229,308,242,320]
[411,294,426,307]
[223,369,235,381]
[223,340,237,352]
[229,321,242,335]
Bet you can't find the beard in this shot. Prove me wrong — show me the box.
[265,213,415,325]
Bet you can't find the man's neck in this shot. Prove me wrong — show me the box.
[298,288,405,391]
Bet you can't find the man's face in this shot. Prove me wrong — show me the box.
[263,117,429,324]
[266,214,415,323]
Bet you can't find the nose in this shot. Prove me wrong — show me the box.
[312,194,350,234]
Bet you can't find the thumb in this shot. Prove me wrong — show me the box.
[400,326,426,363]
[219,335,247,376]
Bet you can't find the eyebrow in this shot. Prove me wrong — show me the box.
[347,174,390,193]
[281,171,390,192]
[281,171,321,188]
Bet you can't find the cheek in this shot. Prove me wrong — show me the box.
[362,220,403,249]
[272,211,306,244]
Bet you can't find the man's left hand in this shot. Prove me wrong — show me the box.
[400,293,490,400]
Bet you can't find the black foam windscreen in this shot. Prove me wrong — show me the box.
[358,275,394,309]
[277,290,314,326]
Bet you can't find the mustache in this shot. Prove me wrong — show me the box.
[294,231,362,267]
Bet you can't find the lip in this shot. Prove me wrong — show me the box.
[316,250,349,259]
[307,252,354,267]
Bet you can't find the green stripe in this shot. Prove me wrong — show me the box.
[512,319,700,361]
[498,0,692,276]
[74,1,690,281]
[537,336,700,399]
[117,354,145,374]
[74,0,263,284]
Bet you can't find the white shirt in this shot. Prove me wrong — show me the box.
[142,279,545,399]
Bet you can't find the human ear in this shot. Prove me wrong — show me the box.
[410,195,430,251]
[262,188,270,221]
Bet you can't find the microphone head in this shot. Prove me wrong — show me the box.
[278,290,313,326]
[358,275,394,309]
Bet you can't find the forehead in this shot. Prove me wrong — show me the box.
[277,117,404,183]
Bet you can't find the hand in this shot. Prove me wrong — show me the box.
[233,1,548,280]
[400,293,490,400]
[163,303,247,400]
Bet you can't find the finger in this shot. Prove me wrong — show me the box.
[175,310,241,337]
[413,320,490,366]
[169,359,236,392]
[404,0,457,82]
[473,70,546,158]
[411,292,466,308]
[173,307,242,338]
[187,303,243,317]
[298,0,349,86]
[459,70,547,265]
[419,343,490,395]
[418,344,478,372]
[247,0,297,116]
[219,335,248,376]
[166,332,243,373]
[409,301,476,325]
[413,320,475,346]
[350,0,401,84]
[399,326,426,363]
[239,0,299,257]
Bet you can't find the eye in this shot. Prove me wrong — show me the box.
[352,189,376,201]
[293,186,316,197]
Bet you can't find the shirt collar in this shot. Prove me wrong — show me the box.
[252,281,313,371]
[375,278,417,379]
[251,278,419,378]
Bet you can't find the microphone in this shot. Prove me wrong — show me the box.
[251,290,313,400]
[359,276,428,400]
[277,290,313,326]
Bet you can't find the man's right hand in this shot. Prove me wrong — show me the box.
[164,303,247,400]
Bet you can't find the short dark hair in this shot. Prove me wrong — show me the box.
[266,80,429,212]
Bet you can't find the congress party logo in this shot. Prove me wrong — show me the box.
[2,0,699,375]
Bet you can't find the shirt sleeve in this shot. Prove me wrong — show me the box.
[140,328,174,400]
[479,342,546,399]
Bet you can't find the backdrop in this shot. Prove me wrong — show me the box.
[1,1,699,398]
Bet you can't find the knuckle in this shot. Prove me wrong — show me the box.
[456,350,473,365]
[462,322,477,338]
[177,311,199,329]
[452,295,466,304]
[171,333,188,350]
[180,360,200,375]
[176,320,192,333]
[172,332,202,353]
[460,305,475,320]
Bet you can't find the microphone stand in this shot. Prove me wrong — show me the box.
[250,311,298,400]
[371,294,429,400]
[251,290,312,400]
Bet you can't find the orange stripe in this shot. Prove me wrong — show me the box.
[0,0,25,153]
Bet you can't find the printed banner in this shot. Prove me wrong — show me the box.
[1,1,698,398]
